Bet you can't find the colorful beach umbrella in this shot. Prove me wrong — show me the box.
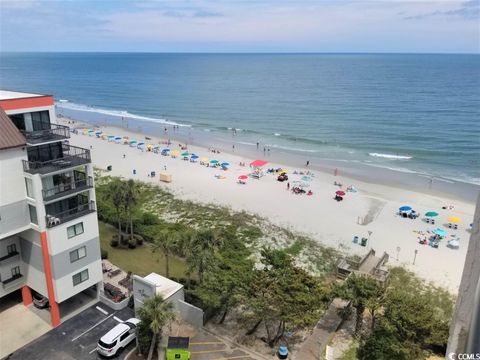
[336,190,346,196]
[238,175,249,180]
[399,206,412,212]
[434,228,447,237]
[210,160,219,164]
[162,148,171,152]
[114,136,122,140]
[154,145,161,149]
[448,217,462,223]
[425,211,439,217]
[191,155,199,159]
[181,152,190,157]
[200,157,209,162]
[95,131,102,135]
[221,162,230,166]
[171,150,179,155]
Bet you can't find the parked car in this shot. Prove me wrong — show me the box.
[32,291,49,309]
[97,318,140,357]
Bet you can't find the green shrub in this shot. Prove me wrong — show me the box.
[120,234,129,246]
[141,212,160,225]
[101,249,108,259]
[128,239,137,249]
[110,239,119,247]
[134,234,144,246]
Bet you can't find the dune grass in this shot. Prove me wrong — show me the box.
[99,221,188,279]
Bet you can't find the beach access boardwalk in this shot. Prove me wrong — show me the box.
[294,298,349,360]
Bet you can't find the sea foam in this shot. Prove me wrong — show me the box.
[369,153,412,160]
[56,101,189,127]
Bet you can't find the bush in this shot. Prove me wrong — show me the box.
[128,239,137,249]
[110,239,119,247]
[141,212,160,225]
[134,234,144,246]
[101,249,108,259]
[120,234,129,246]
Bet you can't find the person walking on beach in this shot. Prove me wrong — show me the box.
[232,144,235,152]
[306,160,310,167]
[256,142,259,149]
[123,154,126,159]
[287,182,290,191]
[263,147,266,155]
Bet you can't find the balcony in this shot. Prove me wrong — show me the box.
[2,273,24,289]
[23,144,91,175]
[45,200,96,228]
[22,124,70,145]
[43,176,93,202]
[0,251,20,263]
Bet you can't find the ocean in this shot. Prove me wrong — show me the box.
[1,52,479,197]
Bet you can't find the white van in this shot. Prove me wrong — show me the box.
[97,318,141,357]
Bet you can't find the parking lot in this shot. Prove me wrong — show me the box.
[188,331,257,360]
[8,303,135,360]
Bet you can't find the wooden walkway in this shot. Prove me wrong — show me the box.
[293,298,349,360]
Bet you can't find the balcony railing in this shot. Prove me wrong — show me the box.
[23,144,91,175]
[43,176,93,201]
[22,124,70,144]
[0,251,20,263]
[45,200,96,228]
[2,273,23,288]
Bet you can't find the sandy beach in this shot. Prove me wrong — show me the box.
[62,118,476,292]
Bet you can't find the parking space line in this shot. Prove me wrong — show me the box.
[96,306,109,315]
[71,313,115,342]
[210,356,252,360]
[191,349,227,354]
[190,342,224,345]
[89,348,97,354]
[113,316,124,323]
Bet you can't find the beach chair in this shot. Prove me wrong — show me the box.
[425,218,430,224]
[448,223,452,228]
[454,224,458,230]
[353,236,359,244]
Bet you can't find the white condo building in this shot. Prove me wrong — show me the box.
[0,90,102,327]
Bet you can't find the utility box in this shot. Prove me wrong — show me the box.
[166,337,190,360]
[160,172,172,183]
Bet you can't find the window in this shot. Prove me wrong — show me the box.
[25,178,34,198]
[72,269,89,286]
[11,266,21,277]
[67,222,84,238]
[28,205,38,225]
[7,244,17,254]
[69,246,86,263]
[120,332,130,341]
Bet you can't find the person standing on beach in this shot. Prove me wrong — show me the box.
[123,154,126,159]
[306,160,310,167]
[256,142,259,149]
[232,144,235,152]
[263,147,266,155]
[287,182,290,191]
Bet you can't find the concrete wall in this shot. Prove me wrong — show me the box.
[20,235,47,297]
[0,147,30,237]
[177,300,204,328]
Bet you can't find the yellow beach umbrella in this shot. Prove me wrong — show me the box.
[146,144,153,149]
[200,157,209,162]
[171,150,179,155]
[448,217,462,223]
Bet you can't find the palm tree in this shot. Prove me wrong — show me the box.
[186,229,222,284]
[123,179,139,241]
[136,295,175,360]
[153,230,179,278]
[104,178,125,240]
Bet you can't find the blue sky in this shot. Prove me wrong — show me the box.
[1,0,479,53]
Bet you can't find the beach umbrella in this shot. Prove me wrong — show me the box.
[238,175,249,180]
[434,228,447,237]
[162,148,171,152]
[138,141,145,145]
[154,145,161,149]
[425,211,439,217]
[448,216,462,223]
[210,160,219,164]
[95,131,102,135]
[88,129,94,133]
[171,150,179,155]
[200,157,209,162]
[221,162,230,166]
[114,136,122,140]
[181,152,190,157]
[146,144,153,150]
[302,175,313,182]
[129,140,137,143]
[191,155,199,159]
[336,190,346,196]
[108,135,115,138]
[399,206,412,212]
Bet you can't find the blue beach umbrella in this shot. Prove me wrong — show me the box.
[221,162,230,166]
[191,155,199,159]
[162,148,170,152]
[433,228,447,237]
[95,131,102,135]
[399,206,412,212]
[114,136,122,140]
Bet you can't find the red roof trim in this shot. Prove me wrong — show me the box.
[0,95,54,111]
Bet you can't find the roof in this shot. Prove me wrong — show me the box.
[250,159,268,167]
[100,323,129,344]
[0,108,26,150]
[0,90,46,100]
[167,337,190,349]
[144,273,183,300]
